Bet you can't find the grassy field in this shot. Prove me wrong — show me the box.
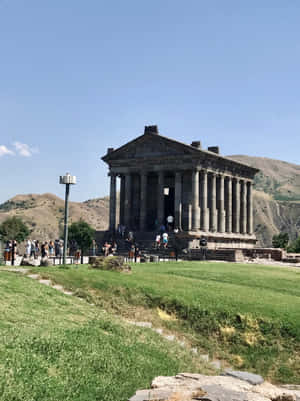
[0,269,206,401]
[32,261,300,384]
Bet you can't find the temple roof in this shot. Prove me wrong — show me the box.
[102,126,259,178]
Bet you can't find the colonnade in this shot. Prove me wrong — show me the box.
[109,170,253,235]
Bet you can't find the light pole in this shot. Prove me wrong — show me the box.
[59,173,76,265]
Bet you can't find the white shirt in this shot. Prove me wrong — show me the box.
[162,233,168,240]
[167,215,174,223]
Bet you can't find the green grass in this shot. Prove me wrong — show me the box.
[0,270,205,401]
[32,261,300,384]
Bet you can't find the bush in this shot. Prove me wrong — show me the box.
[272,232,289,248]
[89,256,131,272]
[286,237,300,253]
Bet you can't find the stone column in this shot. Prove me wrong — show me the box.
[175,172,182,230]
[192,170,200,231]
[218,174,225,233]
[109,173,117,232]
[139,172,147,231]
[241,180,247,234]
[233,178,240,233]
[119,175,125,225]
[247,181,253,234]
[210,173,217,231]
[124,173,132,228]
[225,176,232,233]
[157,171,164,225]
[200,170,209,231]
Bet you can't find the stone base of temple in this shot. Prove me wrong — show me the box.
[177,231,257,250]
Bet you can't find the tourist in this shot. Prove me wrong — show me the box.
[41,242,47,258]
[59,241,64,257]
[134,245,140,263]
[155,233,161,249]
[35,240,40,258]
[26,240,31,257]
[162,232,168,248]
[49,241,54,256]
[200,236,207,260]
[111,241,117,255]
[167,215,174,231]
[92,239,97,256]
[103,241,111,257]
[30,240,36,258]
[128,231,134,242]
[129,244,135,261]
[159,224,166,235]
[75,249,81,264]
[121,225,126,238]
[54,239,60,257]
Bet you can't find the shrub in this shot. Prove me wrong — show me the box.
[89,256,131,272]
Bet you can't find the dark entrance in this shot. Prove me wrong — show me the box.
[164,187,175,223]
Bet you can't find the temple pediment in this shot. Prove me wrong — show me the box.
[102,132,198,162]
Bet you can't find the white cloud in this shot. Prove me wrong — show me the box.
[0,145,14,157]
[13,142,39,157]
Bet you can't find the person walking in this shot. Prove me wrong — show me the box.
[155,233,161,249]
[162,232,169,248]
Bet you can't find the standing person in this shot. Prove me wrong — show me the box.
[159,224,166,236]
[162,232,169,248]
[59,241,64,258]
[167,215,174,231]
[30,240,36,258]
[128,231,134,243]
[35,241,40,258]
[26,240,31,258]
[200,236,208,260]
[41,242,46,258]
[92,239,97,256]
[134,245,140,263]
[49,241,54,257]
[155,233,161,249]
[54,239,60,257]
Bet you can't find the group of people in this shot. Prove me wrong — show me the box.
[102,241,117,257]
[25,239,64,259]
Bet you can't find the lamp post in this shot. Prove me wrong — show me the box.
[59,173,76,265]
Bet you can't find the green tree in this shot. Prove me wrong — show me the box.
[68,220,95,264]
[0,216,30,243]
[286,236,300,253]
[272,232,289,249]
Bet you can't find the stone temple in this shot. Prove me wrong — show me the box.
[102,125,259,249]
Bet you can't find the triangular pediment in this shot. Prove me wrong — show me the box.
[102,133,199,162]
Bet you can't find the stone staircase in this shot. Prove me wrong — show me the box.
[115,231,178,260]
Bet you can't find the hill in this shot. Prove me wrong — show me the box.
[228,155,300,246]
[229,155,300,201]
[0,193,109,241]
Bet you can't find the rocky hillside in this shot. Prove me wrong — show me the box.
[229,155,300,201]
[228,155,300,246]
[0,193,109,241]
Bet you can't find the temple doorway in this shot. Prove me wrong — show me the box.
[164,187,175,224]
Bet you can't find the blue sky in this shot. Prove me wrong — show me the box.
[0,1,299,203]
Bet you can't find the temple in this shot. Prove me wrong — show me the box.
[102,125,259,249]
